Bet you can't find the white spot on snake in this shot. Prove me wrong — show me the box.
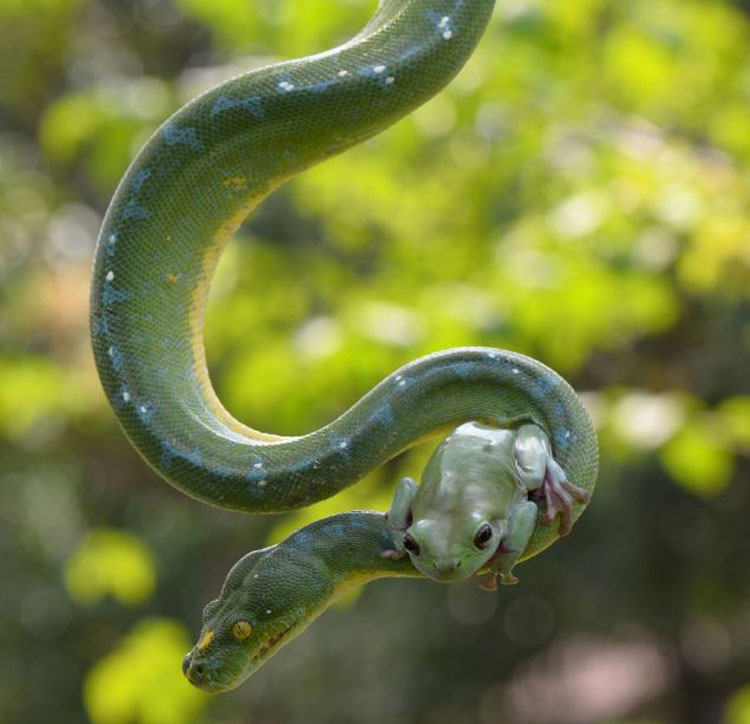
[265,610,272,615]
[437,15,454,40]
[338,70,349,77]
[122,391,131,402]
[108,346,123,371]
[137,402,155,422]
[512,368,520,375]
[373,65,386,74]
[555,428,573,451]
[107,234,116,245]
[278,81,295,91]
[258,479,267,487]
[106,270,115,281]
[339,441,349,450]
[253,574,259,579]
[385,76,395,85]
[254,463,263,469]
[394,373,414,390]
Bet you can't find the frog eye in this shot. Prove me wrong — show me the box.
[232,620,253,641]
[403,533,420,556]
[474,524,493,550]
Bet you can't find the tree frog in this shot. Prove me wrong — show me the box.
[385,421,588,591]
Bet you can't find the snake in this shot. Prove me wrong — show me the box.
[90,0,598,693]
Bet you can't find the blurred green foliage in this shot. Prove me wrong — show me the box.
[83,619,208,724]
[0,0,748,723]
[65,529,156,606]
[728,686,750,724]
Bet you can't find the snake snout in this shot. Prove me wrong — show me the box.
[182,651,208,685]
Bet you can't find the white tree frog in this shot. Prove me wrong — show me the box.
[385,421,589,591]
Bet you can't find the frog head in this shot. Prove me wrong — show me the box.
[402,514,506,582]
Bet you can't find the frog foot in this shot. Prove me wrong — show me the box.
[478,571,498,592]
[380,548,404,561]
[380,547,405,560]
[385,516,408,558]
[500,572,519,586]
[477,570,519,592]
[541,460,589,536]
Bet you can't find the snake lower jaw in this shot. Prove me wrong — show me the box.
[251,622,294,664]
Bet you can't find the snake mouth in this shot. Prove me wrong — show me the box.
[188,619,299,692]
[184,622,294,693]
[252,623,294,663]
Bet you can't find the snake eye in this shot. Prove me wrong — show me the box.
[232,620,253,641]
[474,524,493,550]
[403,533,420,556]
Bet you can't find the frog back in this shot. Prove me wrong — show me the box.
[416,422,523,518]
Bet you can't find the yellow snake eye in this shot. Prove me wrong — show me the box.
[232,620,253,641]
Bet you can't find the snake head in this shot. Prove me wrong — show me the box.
[182,546,331,692]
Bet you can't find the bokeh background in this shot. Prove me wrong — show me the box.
[1,0,749,722]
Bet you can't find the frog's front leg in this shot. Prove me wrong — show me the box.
[382,476,417,559]
[479,500,537,591]
[514,423,589,536]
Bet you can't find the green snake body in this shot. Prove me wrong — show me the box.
[90,0,598,692]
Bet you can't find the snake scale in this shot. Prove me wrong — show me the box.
[90,0,598,692]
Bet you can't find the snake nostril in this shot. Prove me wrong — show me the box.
[194,663,205,677]
[182,654,191,676]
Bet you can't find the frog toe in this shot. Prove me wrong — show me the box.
[478,572,498,592]
[380,548,404,560]
[541,456,589,536]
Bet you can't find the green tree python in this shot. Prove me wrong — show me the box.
[90,0,598,693]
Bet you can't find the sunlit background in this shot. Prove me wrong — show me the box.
[1,0,749,722]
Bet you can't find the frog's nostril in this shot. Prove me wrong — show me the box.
[434,559,461,572]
